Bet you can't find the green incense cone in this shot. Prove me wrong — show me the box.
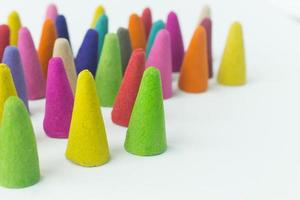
[0,96,40,188]
[124,67,167,156]
[96,33,122,107]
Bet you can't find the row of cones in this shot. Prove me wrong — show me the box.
[0,4,246,188]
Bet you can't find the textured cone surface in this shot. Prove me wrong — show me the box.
[112,49,145,127]
[125,67,167,156]
[141,7,152,39]
[38,19,57,78]
[0,25,10,61]
[128,14,146,50]
[43,57,74,138]
[7,11,21,45]
[117,27,132,74]
[96,33,122,107]
[75,29,98,76]
[66,70,109,167]
[0,96,40,188]
[91,5,105,28]
[53,38,77,93]
[146,29,172,99]
[217,22,246,86]
[201,17,213,78]
[3,46,29,110]
[18,27,46,99]
[146,20,165,57]
[0,64,17,123]
[95,14,108,59]
[45,4,58,21]
[179,26,208,93]
[56,15,71,43]
[166,11,185,72]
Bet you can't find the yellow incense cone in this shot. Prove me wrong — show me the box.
[217,22,246,86]
[65,70,109,167]
[91,5,105,28]
[7,11,22,45]
[0,64,17,123]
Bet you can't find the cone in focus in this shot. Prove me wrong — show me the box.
[0,96,40,188]
[125,67,167,156]
[66,70,109,167]
[43,57,74,138]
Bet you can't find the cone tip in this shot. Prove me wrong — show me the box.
[145,66,159,76]
[4,96,23,110]
[78,69,93,79]
[8,11,20,18]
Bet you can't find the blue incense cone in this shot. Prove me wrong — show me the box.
[146,20,165,57]
[95,14,108,59]
[2,46,29,110]
[55,15,71,45]
[75,29,98,76]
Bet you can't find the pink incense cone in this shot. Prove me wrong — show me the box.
[146,29,172,99]
[46,4,58,21]
[166,11,184,72]
[43,57,74,138]
[18,27,45,100]
[112,49,145,127]
[200,17,213,78]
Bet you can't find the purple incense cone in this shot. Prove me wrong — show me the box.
[2,46,29,110]
[146,29,172,99]
[201,17,213,78]
[166,11,184,73]
[75,29,98,76]
[18,27,45,100]
[43,57,74,138]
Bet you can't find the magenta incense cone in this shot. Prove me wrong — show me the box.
[43,57,74,138]
[201,17,213,78]
[18,27,45,100]
[146,29,172,99]
[166,11,184,73]
[45,4,58,21]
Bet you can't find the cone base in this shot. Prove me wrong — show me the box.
[44,131,68,139]
[28,95,44,101]
[111,114,129,127]
[124,144,167,156]
[217,80,246,86]
[65,154,109,167]
[0,176,40,189]
[179,85,208,93]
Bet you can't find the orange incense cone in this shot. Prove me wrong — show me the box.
[38,19,57,78]
[128,14,146,50]
[178,26,208,93]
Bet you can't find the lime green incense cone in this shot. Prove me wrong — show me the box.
[0,96,40,188]
[96,33,122,107]
[124,67,167,156]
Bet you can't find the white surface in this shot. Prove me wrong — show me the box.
[0,0,299,199]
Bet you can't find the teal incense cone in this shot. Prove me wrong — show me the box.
[146,20,165,57]
[95,33,122,107]
[95,14,108,59]
[124,67,167,156]
[0,96,40,188]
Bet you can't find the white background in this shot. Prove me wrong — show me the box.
[0,0,300,199]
